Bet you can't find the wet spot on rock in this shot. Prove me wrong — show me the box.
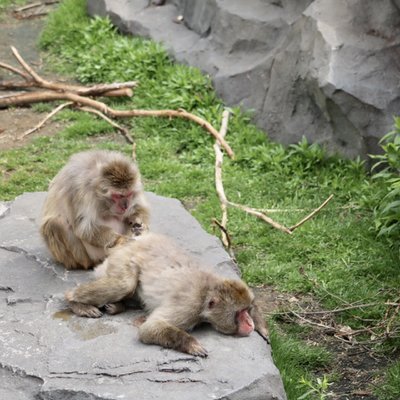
[68,319,118,340]
[53,309,73,321]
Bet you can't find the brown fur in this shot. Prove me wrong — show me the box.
[65,233,269,356]
[101,161,135,189]
[40,150,150,270]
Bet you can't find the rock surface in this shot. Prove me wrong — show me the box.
[0,192,286,400]
[87,0,400,158]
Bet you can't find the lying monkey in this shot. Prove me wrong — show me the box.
[66,233,269,356]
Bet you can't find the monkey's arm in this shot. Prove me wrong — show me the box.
[138,314,208,357]
[74,217,122,248]
[250,302,270,343]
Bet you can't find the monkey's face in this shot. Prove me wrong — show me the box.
[206,280,255,337]
[110,191,134,215]
[98,159,139,217]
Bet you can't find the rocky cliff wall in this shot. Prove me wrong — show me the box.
[87,0,400,158]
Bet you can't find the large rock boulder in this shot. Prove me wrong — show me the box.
[0,192,286,400]
[87,0,400,158]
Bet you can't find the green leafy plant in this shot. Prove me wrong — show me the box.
[371,118,400,241]
[297,375,333,400]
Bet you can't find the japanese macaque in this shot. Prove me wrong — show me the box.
[40,150,149,270]
[65,233,269,357]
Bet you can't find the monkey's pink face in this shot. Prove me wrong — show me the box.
[236,308,255,336]
[111,191,134,215]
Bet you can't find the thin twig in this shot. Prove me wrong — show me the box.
[0,61,30,80]
[228,201,293,234]
[289,194,334,231]
[275,301,400,316]
[78,106,134,144]
[19,102,72,139]
[212,218,232,249]
[290,311,336,332]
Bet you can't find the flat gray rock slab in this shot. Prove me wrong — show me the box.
[0,192,286,400]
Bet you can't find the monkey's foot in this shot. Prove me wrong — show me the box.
[104,302,125,315]
[68,301,103,318]
[132,315,147,327]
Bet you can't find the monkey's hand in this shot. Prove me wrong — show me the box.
[126,217,148,237]
[256,326,270,344]
[250,302,270,344]
[186,338,208,358]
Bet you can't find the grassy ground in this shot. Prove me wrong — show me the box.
[1,1,399,398]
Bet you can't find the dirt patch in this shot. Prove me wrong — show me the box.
[0,107,65,149]
[0,6,64,150]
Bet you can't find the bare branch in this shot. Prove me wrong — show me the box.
[213,109,231,247]
[77,106,134,144]
[19,102,72,139]
[11,45,44,83]
[0,61,30,80]
[116,108,234,158]
[227,201,293,234]
[289,194,334,231]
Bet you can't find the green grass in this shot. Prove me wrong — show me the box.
[1,0,399,398]
[0,0,26,11]
[269,322,333,399]
[375,361,400,400]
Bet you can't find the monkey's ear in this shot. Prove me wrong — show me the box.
[208,297,219,309]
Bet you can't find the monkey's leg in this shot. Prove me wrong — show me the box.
[66,275,137,318]
[41,217,93,269]
[138,317,208,357]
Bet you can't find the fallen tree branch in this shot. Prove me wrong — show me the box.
[0,47,234,158]
[213,109,231,248]
[211,109,332,235]
[13,2,60,20]
[14,0,59,13]
[3,47,138,96]
[212,109,294,237]
[115,108,234,158]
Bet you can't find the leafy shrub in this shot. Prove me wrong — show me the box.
[371,118,400,241]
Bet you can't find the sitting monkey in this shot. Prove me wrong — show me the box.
[66,233,269,357]
[40,150,149,269]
